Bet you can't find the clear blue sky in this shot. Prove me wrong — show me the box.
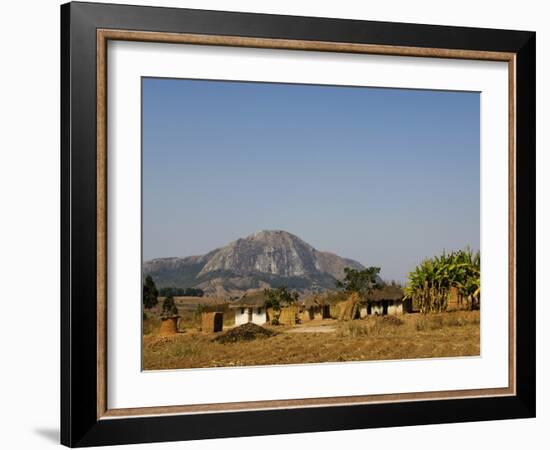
[142,78,480,282]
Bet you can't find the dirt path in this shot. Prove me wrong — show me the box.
[285,326,336,333]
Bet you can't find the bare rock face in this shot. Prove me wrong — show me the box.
[143,230,364,295]
[199,230,320,277]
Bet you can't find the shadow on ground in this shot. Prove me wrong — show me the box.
[34,428,59,444]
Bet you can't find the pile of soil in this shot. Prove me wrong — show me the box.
[214,323,276,344]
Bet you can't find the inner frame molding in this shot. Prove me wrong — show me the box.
[96,28,516,420]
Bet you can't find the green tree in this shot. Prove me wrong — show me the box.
[142,275,159,309]
[264,286,299,323]
[335,267,381,298]
[161,295,178,316]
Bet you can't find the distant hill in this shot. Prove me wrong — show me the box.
[143,230,365,297]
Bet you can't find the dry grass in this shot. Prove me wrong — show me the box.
[142,310,480,370]
[142,315,162,335]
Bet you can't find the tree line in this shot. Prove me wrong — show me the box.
[158,286,204,297]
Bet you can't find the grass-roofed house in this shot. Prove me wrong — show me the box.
[299,295,331,322]
[359,285,412,317]
[229,291,268,325]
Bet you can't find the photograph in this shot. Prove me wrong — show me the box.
[53,1,537,446]
[141,77,481,370]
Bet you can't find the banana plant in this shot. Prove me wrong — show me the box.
[404,248,480,313]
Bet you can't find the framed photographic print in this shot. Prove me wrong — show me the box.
[61,1,536,447]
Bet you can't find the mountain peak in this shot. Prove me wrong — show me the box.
[243,230,309,245]
[143,231,365,296]
[201,230,316,277]
[251,229,293,235]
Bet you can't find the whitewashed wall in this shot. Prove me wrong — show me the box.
[252,307,267,325]
[234,309,249,326]
[234,307,267,325]
[388,302,404,315]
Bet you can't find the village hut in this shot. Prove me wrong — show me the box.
[446,286,467,311]
[201,311,224,333]
[360,285,408,316]
[299,295,331,322]
[229,292,268,325]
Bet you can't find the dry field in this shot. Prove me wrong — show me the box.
[142,310,480,370]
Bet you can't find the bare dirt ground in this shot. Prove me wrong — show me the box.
[286,325,337,333]
[142,311,480,370]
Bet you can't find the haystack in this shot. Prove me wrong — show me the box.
[279,305,299,326]
[201,312,223,333]
[330,303,341,319]
[159,316,179,335]
[338,292,361,321]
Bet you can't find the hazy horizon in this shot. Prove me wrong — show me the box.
[143,78,480,282]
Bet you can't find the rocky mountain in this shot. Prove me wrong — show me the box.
[143,230,364,297]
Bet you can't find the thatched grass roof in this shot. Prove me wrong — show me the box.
[300,294,327,308]
[367,285,404,302]
[228,291,267,308]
